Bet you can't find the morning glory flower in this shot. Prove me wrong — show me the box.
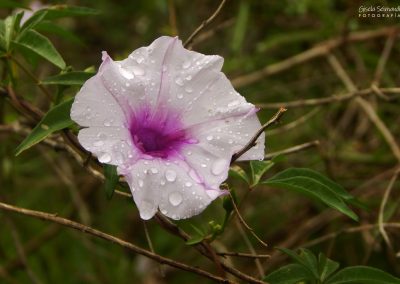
[71,36,265,220]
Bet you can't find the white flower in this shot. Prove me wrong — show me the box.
[71,36,265,220]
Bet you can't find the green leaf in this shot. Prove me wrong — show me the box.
[250,160,274,186]
[185,235,205,245]
[264,263,314,284]
[15,98,74,156]
[0,0,28,9]
[20,10,48,34]
[4,13,19,51]
[229,165,249,184]
[299,249,319,279]
[319,253,340,282]
[14,30,65,69]
[262,168,358,221]
[44,5,99,19]
[41,71,94,86]
[104,165,118,199]
[326,266,400,284]
[35,22,84,45]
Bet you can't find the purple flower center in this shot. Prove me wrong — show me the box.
[129,106,192,159]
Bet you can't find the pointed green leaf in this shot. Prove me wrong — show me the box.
[44,5,99,19]
[263,263,314,284]
[20,10,48,34]
[318,253,340,282]
[229,165,249,184]
[4,13,18,50]
[35,22,84,45]
[104,164,118,199]
[250,160,274,186]
[262,168,358,221]
[326,266,400,284]
[15,98,74,155]
[14,30,65,69]
[0,0,28,9]
[41,71,94,86]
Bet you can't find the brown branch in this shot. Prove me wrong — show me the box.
[217,251,271,259]
[372,30,397,86]
[264,140,320,160]
[378,168,400,249]
[231,107,287,163]
[232,26,398,88]
[327,53,400,162]
[184,0,227,48]
[0,201,234,284]
[257,88,372,109]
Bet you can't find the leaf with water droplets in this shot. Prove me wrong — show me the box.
[104,164,118,199]
[15,98,74,156]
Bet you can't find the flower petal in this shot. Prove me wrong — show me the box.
[77,126,138,169]
[125,159,224,220]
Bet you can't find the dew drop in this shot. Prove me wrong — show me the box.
[182,60,191,69]
[177,93,183,99]
[132,65,145,76]
[175,77,184,86]
[160,179,166,186]
[165,170,177,182]
[138,179,144,187]
[94,140,104,147]
[201,163,207,168]
[150,167,159,174]
[98,153,111,163]
[140,200,154,220]
[211,159,227,176]
[119,66,134,80]
[185,75,192,81]
[185,181,192,187]
[185,87,193,93]
[189,169,201,183]
[169,192,183,206]
[206,135,213,141]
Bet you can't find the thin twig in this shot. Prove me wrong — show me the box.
[231,107,287,163]
[0,201,234,284]
[232,26,398,88]
[372,31,397,86]
[264,140,320,160]
[184,0,227,48]
[257,89,372,109]
[378,168,400,249]
[229,193,268,248]
[327,53,400,162]
[267,108,320,135]
[217,251,271,259]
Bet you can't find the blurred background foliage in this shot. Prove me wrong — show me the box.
[0,0,400,283]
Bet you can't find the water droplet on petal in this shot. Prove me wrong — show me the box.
[138,179,144,187]
[132,65,145,76]
[211,159,227,176]
[177,93,183,99]
[140,200,154,219]
[165,170,177,182]
[201,163,207,168]
[160,179,166,186]
[185,87,193,93]
[169,192,183,206]
[189,169,201,183]
[185,75,192,81]
[185,181,192,187]
[182,60,191,69]
[175,77,184,86]
[119,66,134,80]
[150,168,159,174]
[94,140,104,147]
[98,153,111,163]
[206,135,213,141]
